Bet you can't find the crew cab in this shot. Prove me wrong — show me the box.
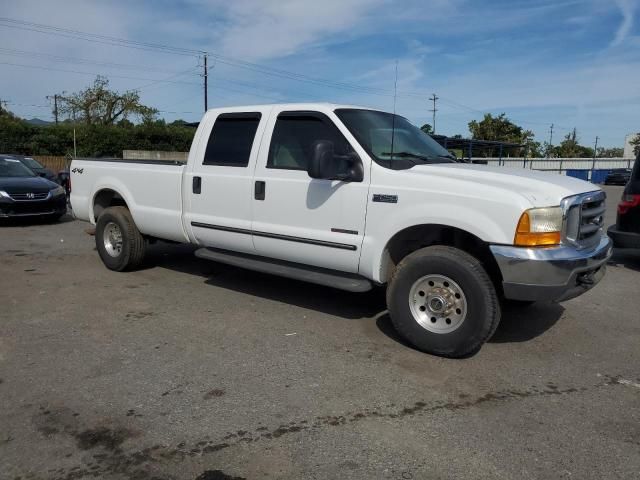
[70,103,612,357]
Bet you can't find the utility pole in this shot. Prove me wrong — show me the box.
[203,53,208,112]
[428,93,439,134]
[47,94,59,125]
[547,123,554,158]
[0,98,7,115]
[592,136,599,174]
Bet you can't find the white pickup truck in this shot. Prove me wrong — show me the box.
[71,103,612,357]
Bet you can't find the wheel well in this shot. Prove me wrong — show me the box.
[93,189,128,221]
[380,224,503,294]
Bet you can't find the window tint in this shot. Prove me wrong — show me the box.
[203,113,261,167]
[267,113,352,170]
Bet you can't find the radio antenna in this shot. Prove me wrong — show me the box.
[389,60,398,165]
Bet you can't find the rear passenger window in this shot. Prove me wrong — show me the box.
[267,112,352,170]
[203,113,261,167]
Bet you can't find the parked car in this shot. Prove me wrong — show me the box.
[608,158,640,248]
[0,156,67,220]
[70,103,612,357]
[604,168,632,186]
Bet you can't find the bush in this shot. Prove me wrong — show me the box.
[0,113,195,157]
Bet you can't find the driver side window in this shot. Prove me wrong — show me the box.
[267,112,352,171]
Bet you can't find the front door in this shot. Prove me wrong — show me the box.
[251,109,369,273]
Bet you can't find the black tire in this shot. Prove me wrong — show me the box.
[95,206,146,271]
[386,245,501,358]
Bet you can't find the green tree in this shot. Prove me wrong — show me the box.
[553,128,594,158]
[596,147,624,158]
[420,123,433,134]
[57,76,158,125]
[468,113,540,157]
[0,108,38,154]
[630,133,640,157]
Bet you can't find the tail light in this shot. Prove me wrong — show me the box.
[617,194,640,215]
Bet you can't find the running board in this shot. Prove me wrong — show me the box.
[194,247,373,292]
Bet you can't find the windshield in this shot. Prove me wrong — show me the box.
[23,158,44,169]
[335,108,457,169]
[0,158,37,177]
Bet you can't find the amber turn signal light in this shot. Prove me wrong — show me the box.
[514,208,562,247]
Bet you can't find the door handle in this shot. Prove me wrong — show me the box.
[193,176,201,194]
[254,180,265,200]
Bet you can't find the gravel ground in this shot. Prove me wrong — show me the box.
[1,185,638,480]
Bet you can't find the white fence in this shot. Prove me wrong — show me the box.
[474,157,635,171]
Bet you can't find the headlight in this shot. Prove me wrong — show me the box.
[514,206,563,246]
[51,186,65,196]
[0,190,10,198]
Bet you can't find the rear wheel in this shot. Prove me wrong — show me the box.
[95,206,146,271]
[387,245,501,358]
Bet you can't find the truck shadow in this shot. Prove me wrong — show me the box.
[375,302,564,354]
[147,243,566,344]
[145,243,386,320]
[489,302,564,343]
[608,248,640,272]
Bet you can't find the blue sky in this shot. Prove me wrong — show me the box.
[1,0,638,148]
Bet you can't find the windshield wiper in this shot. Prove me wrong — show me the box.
[380,151,434,163]
[436,154,458,162]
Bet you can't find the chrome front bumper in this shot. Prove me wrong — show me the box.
[490,236,612,302]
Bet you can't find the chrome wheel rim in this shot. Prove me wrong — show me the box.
[409,274,467,334]
[103,222,123,257]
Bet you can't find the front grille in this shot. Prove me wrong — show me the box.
[564,191,606,248]
[579,194,606,242]
[9,192,50,201]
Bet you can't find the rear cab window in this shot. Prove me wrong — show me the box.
[203,112,262,167]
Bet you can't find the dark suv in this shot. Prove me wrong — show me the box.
[608,155,640,248]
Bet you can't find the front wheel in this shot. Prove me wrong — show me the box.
[95,206,146,271]
[386,245,501,358]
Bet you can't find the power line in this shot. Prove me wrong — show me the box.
[0,47,188,75]
[0,61,201,86]
[131,66,201,91]
[0,17,203,56]
[0,17,421,98]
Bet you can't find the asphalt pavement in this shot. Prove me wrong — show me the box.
[1,185,638,480]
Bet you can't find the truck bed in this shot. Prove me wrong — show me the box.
[70,158,189,243]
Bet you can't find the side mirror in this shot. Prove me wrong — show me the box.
[308,140,363,182]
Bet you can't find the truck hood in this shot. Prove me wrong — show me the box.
[410,163,600,206]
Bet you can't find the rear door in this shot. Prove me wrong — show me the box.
[251,108,370,273]
[184,108,270,253]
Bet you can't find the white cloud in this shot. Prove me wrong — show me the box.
[189,0,384,61]
[610,0,637,47]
